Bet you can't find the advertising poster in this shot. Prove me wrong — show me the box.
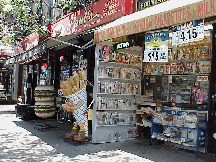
[99,44,110,61]
[143,30,169,62]
[191,87,204,104]
[172,20,204,46]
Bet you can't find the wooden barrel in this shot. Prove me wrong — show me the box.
[34,86,56,118]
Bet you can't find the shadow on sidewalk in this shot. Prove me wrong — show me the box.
[13,118,216,162]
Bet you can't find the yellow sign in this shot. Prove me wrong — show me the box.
[88,109,93,120]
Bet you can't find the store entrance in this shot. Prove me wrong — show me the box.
[207,23,216,154]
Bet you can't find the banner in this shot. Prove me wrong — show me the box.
[51,0,133,37]
[95,0,216,43]
[143,30,169,62]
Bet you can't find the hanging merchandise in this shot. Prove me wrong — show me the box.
[143,30,169,62]
[172,20,204,46]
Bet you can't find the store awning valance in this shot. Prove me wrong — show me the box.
[94,0,211,43]
[5,41,47,65]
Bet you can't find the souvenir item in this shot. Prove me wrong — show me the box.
[99,45,110,61]
[121,68,127,79]
[146,65,152,74]
[178,48,186,60]
[168,49,172,61]
[177,62,185,74]
[193,61,200,73]
[134,69,141,80]
[158,64,165,75]
[171,63,178,74]
[193,47,200,59]
[191,87,204,104]
[172,49,178,60]
[200,46,209,58]
[185,47,193,59]
[151,64,158,75]
[112,67,118,78]
[126,68,132,79]
[107,67,114,78]
[116,67,121,78]
[185,62,194,74]
[200,61,210,73]
[143,65,148,75]
[116,53,123,63]
[124,54,130,64]
[165,64,170,74]
[130,69,135,80]
[111,51,117,62]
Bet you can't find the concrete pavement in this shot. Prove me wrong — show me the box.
[0,105,216,162]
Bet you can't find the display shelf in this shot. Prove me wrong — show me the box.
[99,61,141,69]
[98,77,141,83]
[97,93,136,96]
[152,122,201,130]
[96,124,136,127]
[143,58,211,66]
[136,123,151,127]
[118,48,142,56]
[96,109,136,111]
[93,43,141,143]
[151,108,207,157]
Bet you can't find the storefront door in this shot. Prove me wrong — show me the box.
[207,23,216,154]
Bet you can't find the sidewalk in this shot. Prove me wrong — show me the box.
[1,105,216,162]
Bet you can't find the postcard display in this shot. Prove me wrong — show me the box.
[144,22,209,156]
[92,43,142,143]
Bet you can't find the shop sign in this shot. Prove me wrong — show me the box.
[172,20,204,45]
[22,32,39,51]
[143,30,169,62]
[51,0,133,37]
[95,0,216,43]
[197,76,208,81]
[113,40,133,50]
[137,0,168,11]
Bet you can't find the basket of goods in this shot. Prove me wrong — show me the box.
[34,85,56,118]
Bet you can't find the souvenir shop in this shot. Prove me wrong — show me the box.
[93,0,216,155]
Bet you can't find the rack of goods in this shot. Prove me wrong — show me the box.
[0,89,7,101]
[151,107,207,157]
[136,102,156,139]
[92,42,142,143]
[34,85,56,118]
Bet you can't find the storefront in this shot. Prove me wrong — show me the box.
[94,0,216,155]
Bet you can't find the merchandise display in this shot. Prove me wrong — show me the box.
[97,97,136,110]
[96,112,136,126]
[93,44,142,143]
[151,107,207,156]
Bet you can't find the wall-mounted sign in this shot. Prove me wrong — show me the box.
[137,0,168,11]
[172,20,204,46]
[113,40,133,50]
[51,0,133,37]
[143,30,169,62]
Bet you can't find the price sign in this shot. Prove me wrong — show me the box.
[144,49,168,62]
[172,20,204,46]
[144,30,169,62]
